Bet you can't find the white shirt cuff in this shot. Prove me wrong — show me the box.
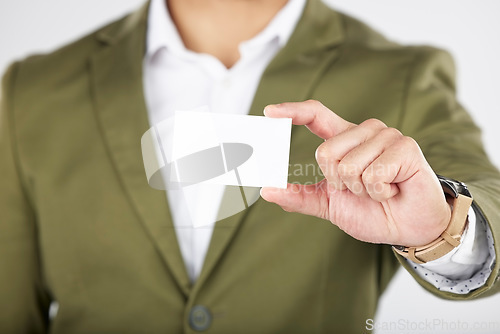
[405,205,495,294]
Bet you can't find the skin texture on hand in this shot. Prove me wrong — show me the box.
[261,100,451,247]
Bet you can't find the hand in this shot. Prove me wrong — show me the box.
[260,100,451,247]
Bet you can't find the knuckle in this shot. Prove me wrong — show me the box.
[338,161,359,180]
[380,127,402,139]
[361,118,386,130]
[305,99,324,109]
[398,135,419,150]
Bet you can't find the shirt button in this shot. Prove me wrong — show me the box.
[189,305,212,331]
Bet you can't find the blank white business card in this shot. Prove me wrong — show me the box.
[142,108,292,189]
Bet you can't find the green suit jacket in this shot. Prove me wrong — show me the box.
[1,1,500,333]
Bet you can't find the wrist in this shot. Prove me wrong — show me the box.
[393,175,472,264]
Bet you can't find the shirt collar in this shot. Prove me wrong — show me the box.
[145,0,307,58]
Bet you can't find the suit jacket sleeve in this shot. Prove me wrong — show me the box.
[0,62,51,333]
[396,47,500,300]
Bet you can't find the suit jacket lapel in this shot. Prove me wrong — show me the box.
[248,0,345,114]
[89,2,191,296]
[192,0,346,293]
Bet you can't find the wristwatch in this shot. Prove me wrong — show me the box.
[393,175,473,264]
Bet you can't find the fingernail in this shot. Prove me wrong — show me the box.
[260,187,269,200]
[264,104,280,115]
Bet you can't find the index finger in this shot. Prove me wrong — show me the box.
[264,100,354,140]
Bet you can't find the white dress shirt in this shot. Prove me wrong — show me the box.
[143,0,306,283]
[142,0,494,291]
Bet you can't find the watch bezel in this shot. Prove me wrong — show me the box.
[436,174,471,198]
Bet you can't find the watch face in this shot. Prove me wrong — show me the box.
[436,175,472,198]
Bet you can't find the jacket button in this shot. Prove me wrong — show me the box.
[189,305,212,331]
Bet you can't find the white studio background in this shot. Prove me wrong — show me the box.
[1,1,499,333]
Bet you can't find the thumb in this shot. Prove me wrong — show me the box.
[260,182,329,220]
